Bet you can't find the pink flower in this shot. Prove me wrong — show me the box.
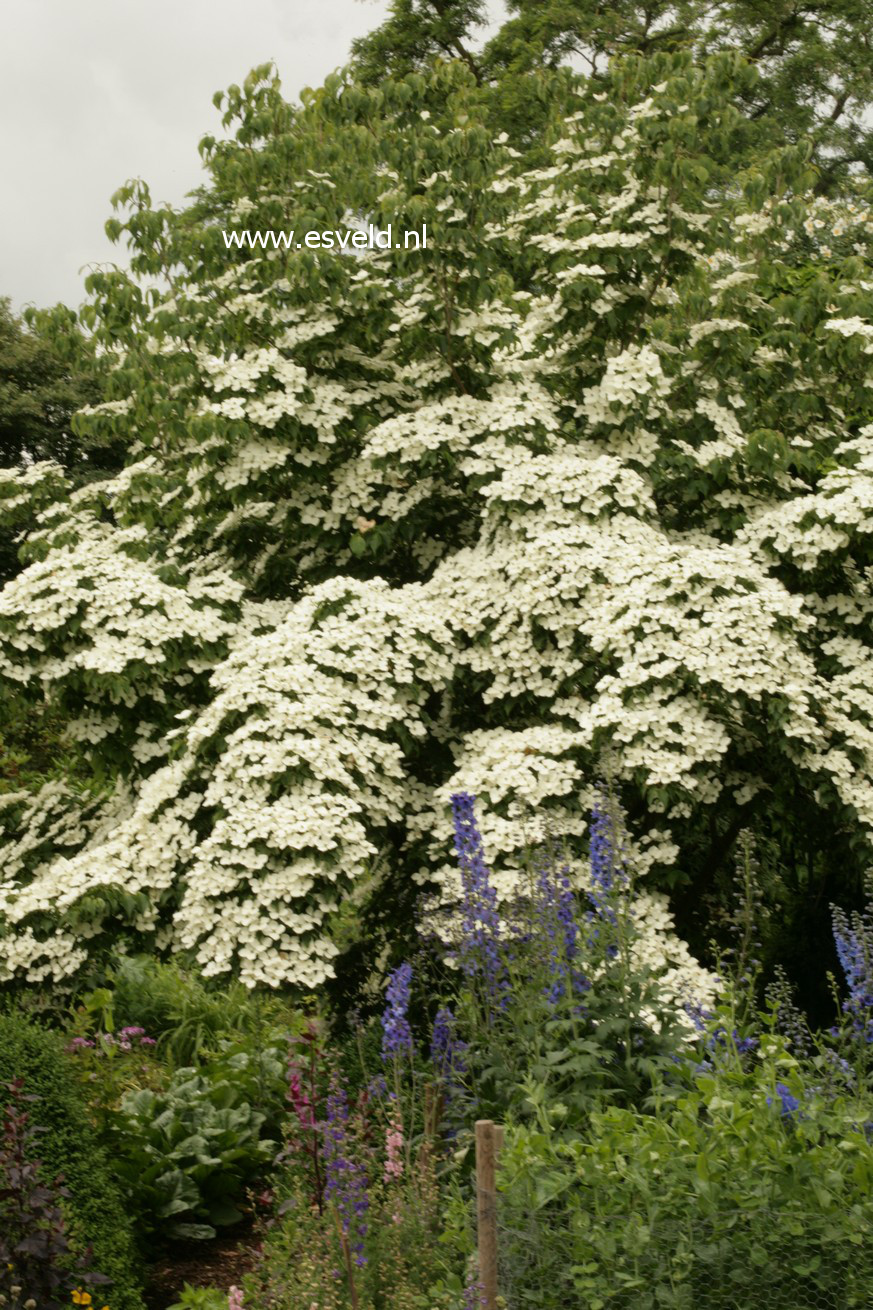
[384,1117,404,1182]
[228,1286,244,1310]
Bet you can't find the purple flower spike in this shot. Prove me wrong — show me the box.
[430,1005,467,1095]
[463,1280,485,1309]
[587,785,630,952]
[832,902,873,1044]
[451,792,508,1008]
[323,1078,369,1267]
[532,840,586,1005]
[381,962,413,1061]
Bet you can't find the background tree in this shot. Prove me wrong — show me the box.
[0,298,109,470]
[0,297,123,586]
[354,0,873,190]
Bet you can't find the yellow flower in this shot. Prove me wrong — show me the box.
[71,1292,92,1307]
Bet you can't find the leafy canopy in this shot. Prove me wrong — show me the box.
[354,0,873,191]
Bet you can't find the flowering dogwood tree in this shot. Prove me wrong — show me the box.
[1,49,872,996]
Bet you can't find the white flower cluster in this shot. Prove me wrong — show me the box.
[581,345,672,427]
[0,519,242,697]
[0,462,71,546]
[2,68,873,1010]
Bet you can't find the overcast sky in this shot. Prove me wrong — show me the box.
[0,1,503,314]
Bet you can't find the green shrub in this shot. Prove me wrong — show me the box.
[497,1035,873,1309]
[57,962,295,1246]
[0,1013,145,1310]
[108,955,300,1069]
[0,1077,113,1310]
[106,1043,286,1240]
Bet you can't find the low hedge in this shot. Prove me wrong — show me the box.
[0,1011,146,1310]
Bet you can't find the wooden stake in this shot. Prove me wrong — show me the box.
[476,1119,499,1310]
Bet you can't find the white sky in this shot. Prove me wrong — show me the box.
[0,1,504,314]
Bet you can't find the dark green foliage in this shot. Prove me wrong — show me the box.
[0,695,92,836]
[0,1078,111,1310]
[0,1014,145,1310]
[0,298,122,475]
[351,0,488,85]
[105,1045,286,1241]
[353,0,873,190]
[0,298,95,470]
[0,297,122,586]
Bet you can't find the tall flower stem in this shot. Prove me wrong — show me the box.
[589,778,635,1077]
[331,1203,360,1310]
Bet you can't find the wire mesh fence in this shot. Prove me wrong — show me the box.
[495,1208,873,1309]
